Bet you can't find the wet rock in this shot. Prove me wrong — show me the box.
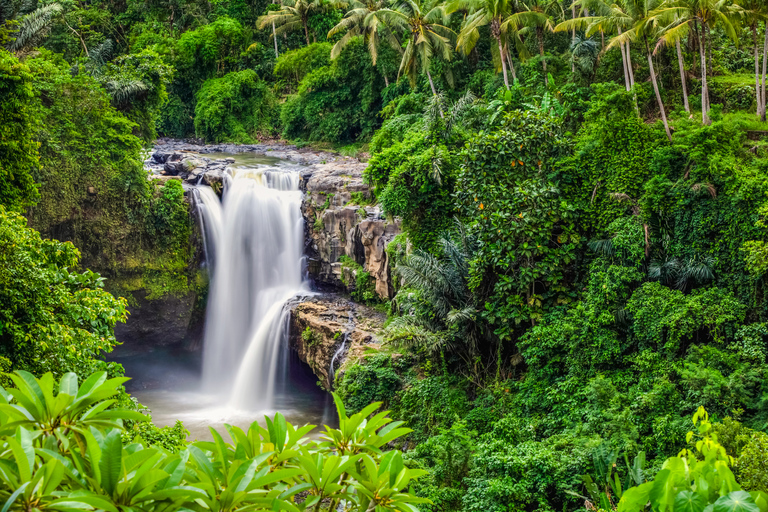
[288,295,384,389]
[302,162,400,298]
[113,285,201,356]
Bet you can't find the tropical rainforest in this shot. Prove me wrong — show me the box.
[2,0,768,508]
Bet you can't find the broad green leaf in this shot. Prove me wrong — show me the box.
[676,490,709,512]
[714,492,761,512]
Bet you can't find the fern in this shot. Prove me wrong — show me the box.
[7,2,61,51]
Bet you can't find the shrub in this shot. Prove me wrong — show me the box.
[0,371,427,511]
[0,49,39,212]
[194,69,278,143]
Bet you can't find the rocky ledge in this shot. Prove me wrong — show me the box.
[288,294,385,389]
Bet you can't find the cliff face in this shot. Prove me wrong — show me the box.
[288,295,385,390]
[301,162,400,299]
[115,141,399,358]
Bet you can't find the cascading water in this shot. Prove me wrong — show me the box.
[198,166,306,410]
[192,186,223,272]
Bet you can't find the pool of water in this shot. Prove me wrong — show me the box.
[113,345,335,442]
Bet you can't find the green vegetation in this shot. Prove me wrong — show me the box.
[0,371,426,510]
[4,0,768,508]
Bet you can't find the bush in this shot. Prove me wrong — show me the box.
[280,37,383,143]
[0,49,39,212]
[0,371,427,511]
[194,69,278,143]
[0,207,127,379]
[273,42,331,91]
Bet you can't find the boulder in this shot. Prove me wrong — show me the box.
[288,295,384,389]
[302,162,400,298]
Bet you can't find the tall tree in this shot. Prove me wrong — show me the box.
[448,0,522,90]
[258,0,328,45]
[504,0,562,86]
[607,0,673,140]
[556,0,633,91]
[327,0,400,68]
[378,0,455,96]
[650,0,741,126]
[740,1,767,121]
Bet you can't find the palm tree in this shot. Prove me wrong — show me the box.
[448,0,519,90]
[650,0,741,126]
[503,0,563,86]
[739,1,767,121]
[386,221,492,379]
[602,0,673,140]
[327,0,401,71]
[556,0,635,93]
[378,0,456,95]
[6,3,62,53]
[258,0,327,46]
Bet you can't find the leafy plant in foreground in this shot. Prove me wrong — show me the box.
[0,370,428,511]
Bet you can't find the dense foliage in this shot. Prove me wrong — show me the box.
[0,371,426,511]
[3,0,768,508]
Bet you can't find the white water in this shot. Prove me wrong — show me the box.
[198,166,307,410]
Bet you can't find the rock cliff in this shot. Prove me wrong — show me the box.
[288,295,385,389]
[300,162,400,299]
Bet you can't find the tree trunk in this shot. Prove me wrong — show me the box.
[505,46,517,82]
[303,20,310,45]
[762,22,768,121]
[676,38,689,113]
[699,21,710,125]
[625,41,635,88]
[537,26,547,86]
[754,25,762,119]
[618,27,630,91]
[706,24,712,77]
[571,4,576,73]
[426,68,438,96]
[384,74,389,87]
[646,37,672,141]
[601,30,605,49]
[497,36,510,89]
[273,21,279,58]
[426,69,444,118]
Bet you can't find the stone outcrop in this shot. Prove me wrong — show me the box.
[301,162,401,299]
[288,295,385,389]
[112,284,203,356]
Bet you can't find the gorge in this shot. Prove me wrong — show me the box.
[112,141,397,439]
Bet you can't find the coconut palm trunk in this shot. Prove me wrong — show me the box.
[426,68,438,96]
[497,36,510,89]
[755,25,763,119]
[571,4,576,72]
[537,26,547,85]
[505,45,517,82]
[762,24,768,122]
[698,21,710,125]
[676,38,689,113]
[273,21,279,58]
[645,36,672,141]
[618,27,630,91]
[303,19,310,45]
[625,41,635,88]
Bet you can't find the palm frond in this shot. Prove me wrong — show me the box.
[8,2,61,51]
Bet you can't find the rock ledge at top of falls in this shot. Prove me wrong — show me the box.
[287,294,385,390]
[145,139,401,299]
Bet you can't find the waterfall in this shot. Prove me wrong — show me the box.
[192,186,223,272]
[197,166,305,410]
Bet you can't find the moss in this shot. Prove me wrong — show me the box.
[340,255,379,304]
[301,326,322,347]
